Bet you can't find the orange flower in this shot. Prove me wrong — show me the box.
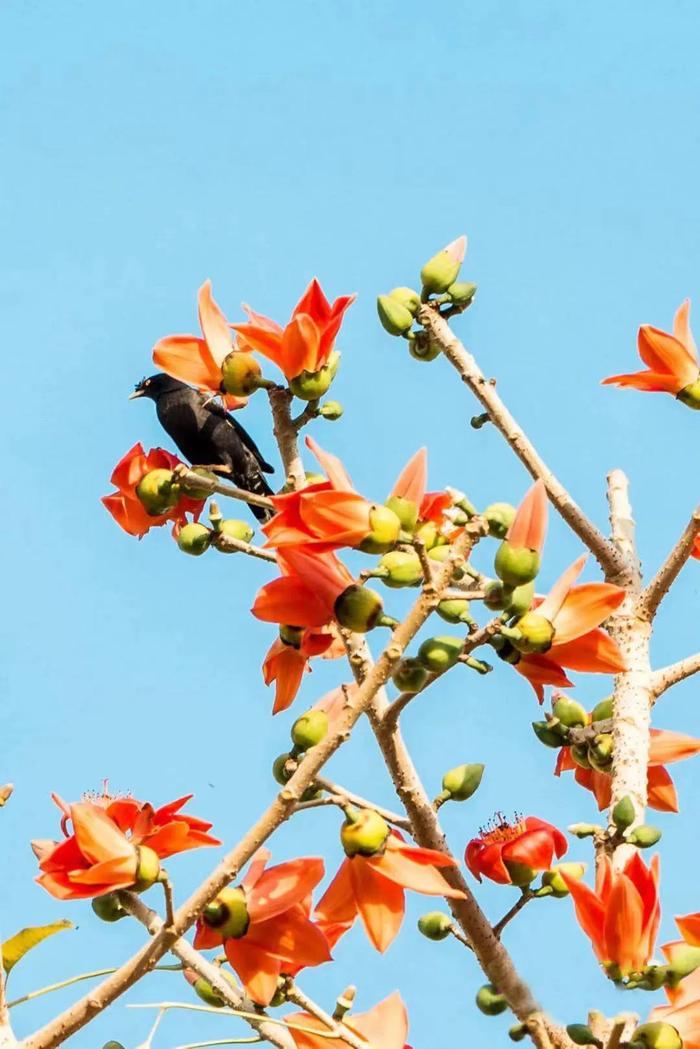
[262,627,344,714]
[193,848,331,1005]
[555,720,700,813]
[288,991,409,1049]
[232,279,356,382]
[562,852,660,976]
[315,817,465,952]
[34,792,219,900]
[388,447,453,528]
[101,442,204,537]
[603,300,700,403]
[506,555,626,702]
[465,815,567,885]
[252,547,354,630]
[152,280,248,409]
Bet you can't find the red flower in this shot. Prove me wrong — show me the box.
[153,280,248,409]
[262,627,344,714]
[563,853,660,975]
[288,992,409,1049]
[233,279,356,382]
[316,818,465,953]
[193,849,331,1005]
[555,719,700,813]
[252,547,354,630]
[465,815,567,885]
[34,792,219,900]
[101,443,204,537]
[388,447,453,528]
[602,300,700,401]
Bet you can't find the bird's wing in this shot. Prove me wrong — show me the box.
[201,396,275,473]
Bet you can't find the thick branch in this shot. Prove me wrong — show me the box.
[419,305,624,576]
[651,653,700,699]
[638,508,700,620]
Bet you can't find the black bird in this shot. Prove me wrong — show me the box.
[130,373,275,521]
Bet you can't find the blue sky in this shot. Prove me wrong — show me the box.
[3,2,700,1046]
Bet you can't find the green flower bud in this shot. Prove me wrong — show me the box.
[417,911,452,941]
[427,543,465,578]
[475,983,507,1016]
[568,823,601,839]
[532,721,565,748]
[483,580,510,611]
[221,351,268,396]
[289,355,338,401]
[417,635,464,673]
[437,598,473,624]
[377,294,414,336]
[272,752,296,784]
[441,763,484,801]
[509,1024,528,1042]
[627,825,662,848]
[177,522,212,556]
[566,1025,599,1046]
[203,886,250,939]
[588,733,614,772]
[505,580,535,617]
[341,808,389,857]
[136,469,179,515]
[591,698,613,723]
[388,286,421,315]
[372,550,423,588]
[484,502,517,539]
[570,743,592,769]
[677,380,700,410]
[291,709,329,750]
[392,658,429,693]
[408,332,441,362]
[494,541,541,587]
[541,863,586,898]
[91,893,128,923]
[191,969,239,1007]
[510,611,554,654]
[132,845,161,891]
[103,1043,126,1049]
[356,505,402,555]
[414,521,439,549]
[319,400,343,420]
[447,281,478,307]
[629,1023,682,1049]
[219,518,255,545]
[334,585,384,632]
[180,467,217,498]
[421,239,465,294]
[552,697,587,728]
[385,495,419,533]
[612,795,636,832]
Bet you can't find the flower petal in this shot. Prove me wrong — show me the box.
[390,449,427,505]
[249,857,325,923]
[507,479,548,554]
[198,280,234,367]
[153,335,220,390]
[348,857,405,953]
[551,583,626,645]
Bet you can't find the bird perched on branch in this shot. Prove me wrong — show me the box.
[130,373,275,521]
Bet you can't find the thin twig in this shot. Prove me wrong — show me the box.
[212,533,277,563]
[173,465,274,512]
[650,652,700,699]
[296,778,412,830]
[285,984,366,1049]
[419,304,624,576]
[638,508,700,620]
[493,891,534,938]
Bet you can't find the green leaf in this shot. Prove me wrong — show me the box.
[2,920,74,974]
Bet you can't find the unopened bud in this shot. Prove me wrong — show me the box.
[408,331,441,362]
[341,808,389,857]
[103,1042,127,1049]
[417,635,464,673]
[334,585,384,632]
[532,721,565,748]
[475,983,507,1016]
[177,522,211,556]
[509,1024,528,1042]
[484,502,517,539]
[447,281,477,307]
[190,968,239,1007]
[356,505,401,555]
[418,911,452,941]
[588,733,614,771]
[377,294,414,336]
[441,763,484,801]
[541,863,586,898]
[136,469,179,515]
[627,825,662,848]
[91,893,128,923]
[388,287,421,315]
[552,697,587,728]
[319,400,343,420]
[568,823,601,839]
[272,752,296,784]
[203,886,250,939]
[629,1023,682,1049]
[591,698,613,723]
[371,550,423,588]
[612,796,636,832]
[494,541,541,587]
[566,1025,599,1047]
[505,580,535,617]
[221,351,268,397]
[219,519,255,545]
[484,580,510,611]
[437,598,474,625]
[291,709,329,750]
[420,236,467,294]
[181,467,217,498]
[392,658,429,693]
[385,495,419,533]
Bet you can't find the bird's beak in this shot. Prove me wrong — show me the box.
[128,389,145,400]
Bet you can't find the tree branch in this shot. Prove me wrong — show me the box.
[650,652,700,699]
[173,466,274,513]
[638,508,700,620]
[284,985,366,1049]
[296,778,412,831]
[418,305,624,577]
[268,388,306,489]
